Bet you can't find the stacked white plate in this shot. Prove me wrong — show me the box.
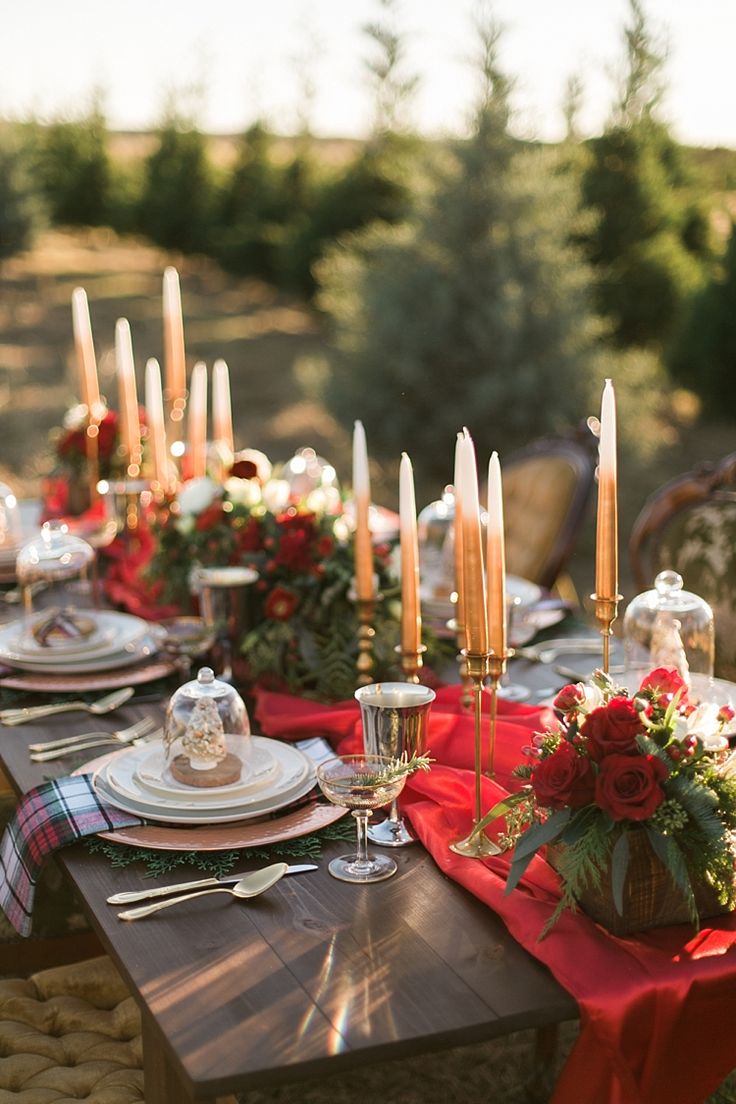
[421,574,544,632]
[93,736,318,825]
[0,610,163,673]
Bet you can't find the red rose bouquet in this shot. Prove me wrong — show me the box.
[480,667,736,934]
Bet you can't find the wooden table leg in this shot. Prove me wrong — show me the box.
[141,1007,196,1104]
[525,1024,560,1104]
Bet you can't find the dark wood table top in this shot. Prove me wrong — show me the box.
[0,699,577,1102]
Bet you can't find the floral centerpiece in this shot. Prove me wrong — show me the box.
[481,667,736,936]
[148,457,402,702]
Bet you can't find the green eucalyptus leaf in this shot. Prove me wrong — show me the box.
[513,808,571,862]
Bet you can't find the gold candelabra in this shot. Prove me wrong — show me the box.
[355,597,377,686]
[486,650,508,781]
[591,592,622,674]
[396,643,427,684]
[450,650,502,858]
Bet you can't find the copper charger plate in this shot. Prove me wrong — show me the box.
[75,749,347,851]
[0,657,177,693]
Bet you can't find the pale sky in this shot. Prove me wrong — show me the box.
[2,0,735,147]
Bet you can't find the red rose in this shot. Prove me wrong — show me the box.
[638,667,689,707]
[264,586,299,621]
[194,503,225,531]
[581,698,644,761]
[96,410,119,459]
[530,742,596,810]
[718,705,735,724]
[553,683,586,714]
[317,535,334,558]
[595,754,668,821]
[57,427,87,459]
[275,528,314,572]
[237,516,262,552]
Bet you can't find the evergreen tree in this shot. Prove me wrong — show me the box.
[138,111,214,254]
[215,121,288,282]
[35,100,110,226]
[316,20,619,478]
[0,125,40,263]
[671,223,736,413]
[581,0,710,350]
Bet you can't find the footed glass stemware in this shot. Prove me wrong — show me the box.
[316,755,407,883]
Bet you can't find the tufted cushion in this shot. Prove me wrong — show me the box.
[0,956,144,1103]
[503,456,579,586]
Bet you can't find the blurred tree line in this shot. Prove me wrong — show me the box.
[0,0,734,452]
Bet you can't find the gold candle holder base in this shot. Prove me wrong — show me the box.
[395,643,427,684]
[450,650,503,859]
[355,597,376,687]
[590,592,623,674]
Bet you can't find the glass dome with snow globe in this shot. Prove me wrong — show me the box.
[623,570,715,689]
[15,521,98,646]
[164,667,251,788]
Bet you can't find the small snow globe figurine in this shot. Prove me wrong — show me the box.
[15,521,97,643]
[623,570,715,686]
[164,667,250,788]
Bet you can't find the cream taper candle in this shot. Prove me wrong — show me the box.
[486,451,506,657]
[188,362,208,480]
[145,358,168,488]
[459,432,488,655]
[399,452,421,655]
[595,379,618,600]
[114,318,141,475]
[163,267,186,409]
[212,358,234,464]
[72,288,101,416]
[352,420,374,601]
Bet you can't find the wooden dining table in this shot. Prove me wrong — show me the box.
[0,688,578,1104]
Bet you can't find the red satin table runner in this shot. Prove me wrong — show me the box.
[255,686,736,1104]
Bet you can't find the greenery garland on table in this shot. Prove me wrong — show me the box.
[147,463,406,701]
[85,818,356,877]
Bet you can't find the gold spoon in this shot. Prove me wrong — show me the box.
[117,862,289,921]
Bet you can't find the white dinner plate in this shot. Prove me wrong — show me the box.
[0,630,163,673]
[0,610,152,664]
[95,737,316,822]
[131,740,282,804]
[421,574,543,623]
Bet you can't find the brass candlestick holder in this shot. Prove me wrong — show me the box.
[450,650,502,859]
[486,650,508,781]
[355,596,377,686]
[591,592,623,674]
[395,643,427,684]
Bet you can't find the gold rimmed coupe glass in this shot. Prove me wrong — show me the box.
[316,755,407,883]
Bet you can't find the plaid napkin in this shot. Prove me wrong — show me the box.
[0,774,140,937]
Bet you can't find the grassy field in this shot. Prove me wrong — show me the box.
[2,226,735,605]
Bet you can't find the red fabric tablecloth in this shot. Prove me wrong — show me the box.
[255,685,736,1104]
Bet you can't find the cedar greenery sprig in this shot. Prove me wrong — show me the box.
[356,752,434,787]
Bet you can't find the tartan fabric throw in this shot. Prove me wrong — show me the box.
[0,774,141,937]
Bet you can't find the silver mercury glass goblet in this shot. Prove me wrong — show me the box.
[355,681,435,847]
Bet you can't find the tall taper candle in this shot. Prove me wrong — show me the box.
[144,358,168,488]
[212,358,234,462]
[71,288,101,415]
[352,420,374,601]
[486,451,507,657]
[188,362,208,480]
[163,267,186,408]
[453,432,465,632]
[595,379,618,599]
[114,319,141,474]
[399,452,421,655]
[459,432,489,655]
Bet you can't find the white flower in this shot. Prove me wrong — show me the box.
[63,402,91,431]
[178,477,221,516]
[225,477,262,508]
[580,684,605,713]
[262,479,291,513]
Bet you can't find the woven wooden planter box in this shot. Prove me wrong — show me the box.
[547,831,733,936]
